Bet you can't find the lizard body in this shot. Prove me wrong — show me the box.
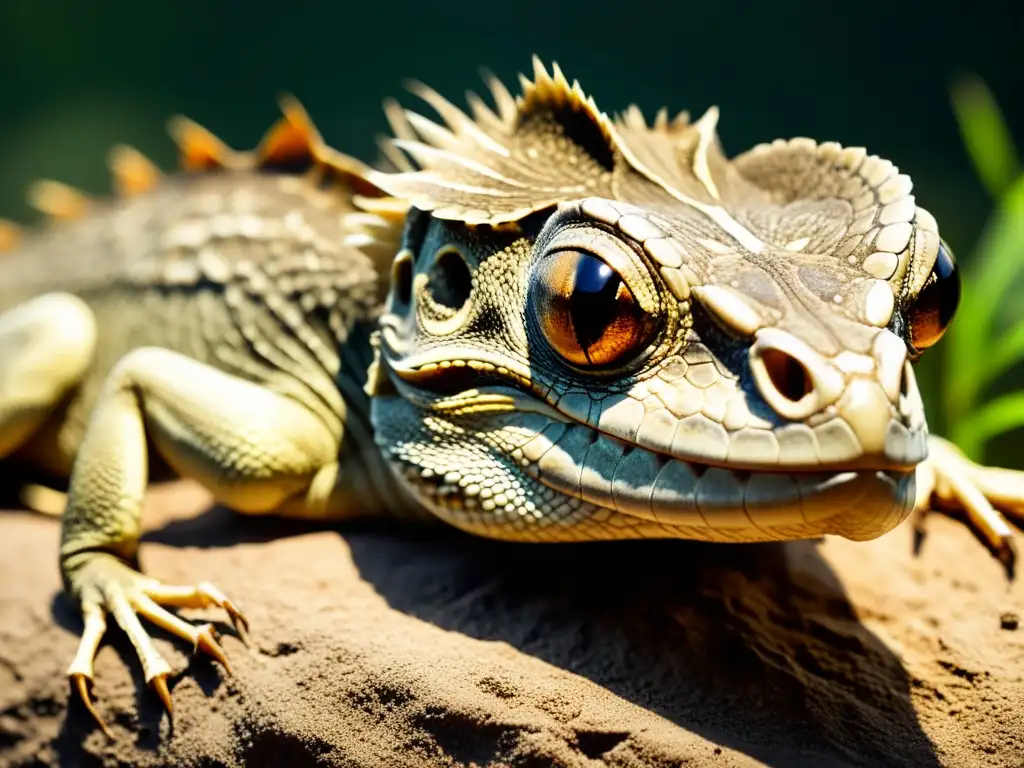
[1,105,403,509]
[1,58,1022,737]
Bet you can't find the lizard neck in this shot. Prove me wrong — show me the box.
[334,319,429,520]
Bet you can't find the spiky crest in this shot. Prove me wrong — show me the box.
[108,145,162,197]
[614,104,690,134]
[608,103,749,204]
[166,115,246,172]
[6,99,402,277]
[366,57,928,300]
[366,56,620,224]
[365,56,766,224]
[0,220,21,252]
[253,95,393,202]
[165,95,383,189]
[253,97,408,276]
[374,99,418,173]
[254,96,324,173]
[27,180,90,220]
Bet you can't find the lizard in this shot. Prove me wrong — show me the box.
[1,57,1022,738]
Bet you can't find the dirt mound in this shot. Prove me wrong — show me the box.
[1,481,1021,767]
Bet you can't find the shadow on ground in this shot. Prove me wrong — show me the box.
[345,527,940,767]
[140,501,939,767]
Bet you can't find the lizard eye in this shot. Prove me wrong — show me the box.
[530,249,656,367]
[907,239,960,351]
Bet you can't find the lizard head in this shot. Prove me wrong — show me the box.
[362,58,960,544]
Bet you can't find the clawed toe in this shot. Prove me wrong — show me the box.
[144,581,249,635]
[995,538,1018,580]
[64,560,247,736]
[918,436,1023,580]
[220,598,249,636]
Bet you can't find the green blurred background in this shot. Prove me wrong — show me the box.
[0,0,1022,463]
[1,0,1019,236]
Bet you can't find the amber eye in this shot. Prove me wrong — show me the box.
[530,249,656,367]
[908,239,961,351]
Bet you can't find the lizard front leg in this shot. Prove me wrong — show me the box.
[0,293,95,461]
[915,435,1024,576]
[59,346,342,735]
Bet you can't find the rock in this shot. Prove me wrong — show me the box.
[1,480,1021,767]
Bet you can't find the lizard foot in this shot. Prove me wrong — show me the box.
[915,436,1024,579]
[65,555,247,737]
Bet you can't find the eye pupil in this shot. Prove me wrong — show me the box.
[531,249,655,368]
[908,239,961,351]
[575,259,615,293]
[570,257,623,356]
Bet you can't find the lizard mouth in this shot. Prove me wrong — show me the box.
[499,416,914,541]
[378,338,927,472]
[374,347,918,542]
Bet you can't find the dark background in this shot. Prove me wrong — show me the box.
[1,0,1021,249]
[0,0,1022,455]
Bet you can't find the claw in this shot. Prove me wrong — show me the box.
[145,581,250,636]
[71,673,113,739]
[918,437,1023,580]
[65,567,248,735]
[194,623,232,673]
[67,602,112,736]
[196,581,249,634]
[151,673,173,716]
[222,599,249,635]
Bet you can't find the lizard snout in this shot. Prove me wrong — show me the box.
[749,327,924,466]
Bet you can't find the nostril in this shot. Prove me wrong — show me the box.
[760,348,813,403]
[749,329,844,421]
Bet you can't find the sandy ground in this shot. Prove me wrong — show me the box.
[0,480,1022,767]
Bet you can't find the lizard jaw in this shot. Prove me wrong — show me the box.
[372,372,918,544]
[507,417,916,542]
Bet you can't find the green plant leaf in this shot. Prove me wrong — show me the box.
[942,77,1024,466]
[952,391,1024,460]
[951,76,1020,199]
[944,174,1024,421]
[980,317,1024,390]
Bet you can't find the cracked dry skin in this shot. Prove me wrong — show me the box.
[366,60,957,547]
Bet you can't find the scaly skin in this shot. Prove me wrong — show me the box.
[0,59,1022,738]
[0,101,413,734]
[362,59,1023,564]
